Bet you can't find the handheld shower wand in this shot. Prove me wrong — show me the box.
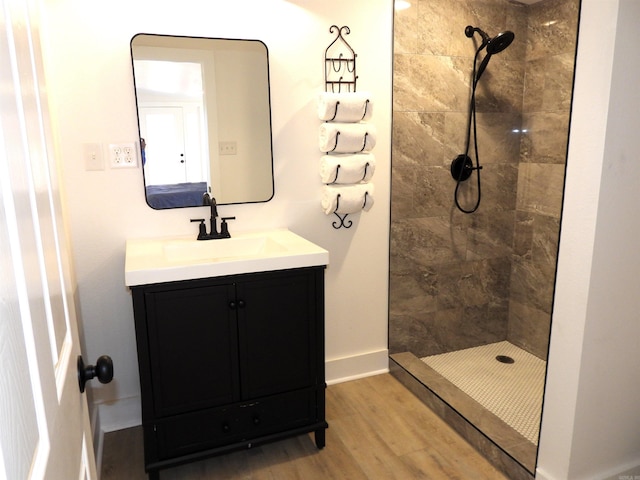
[451,25,514,214]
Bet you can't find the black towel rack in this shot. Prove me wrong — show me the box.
[328,162,370,185]
[331,191,370,229]
[324,25,357,93]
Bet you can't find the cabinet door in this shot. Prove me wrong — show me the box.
[236,269,322,399]
[145,283,239,416]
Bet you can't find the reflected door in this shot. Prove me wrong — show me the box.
[140,107,187,185]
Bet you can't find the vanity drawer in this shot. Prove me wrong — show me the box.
[155,388,318,460]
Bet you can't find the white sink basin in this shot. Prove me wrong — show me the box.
[125,229,329,286]
[162,236,287,263]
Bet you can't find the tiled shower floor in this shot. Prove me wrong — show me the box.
[422,341,546,445]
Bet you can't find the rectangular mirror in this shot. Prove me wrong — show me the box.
[130,34,275,209]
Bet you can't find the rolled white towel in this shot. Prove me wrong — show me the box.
[321,183,375,215]
[318,122,377,153]
[320,153,376,184]
[317,91,373,122]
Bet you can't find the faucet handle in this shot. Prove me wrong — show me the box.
[190,218,208,240]
[220,216,236,237]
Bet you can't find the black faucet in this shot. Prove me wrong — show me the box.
[190,193,235,240]
[202,192,219,237]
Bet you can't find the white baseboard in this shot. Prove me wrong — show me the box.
[537,460,640,480]
[325,349,389,385]
[602,461,640,480]
[535,468,554,480]
[92,395,142,478]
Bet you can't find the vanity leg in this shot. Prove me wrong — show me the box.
[314,428,326,449]
[148,469,160,480]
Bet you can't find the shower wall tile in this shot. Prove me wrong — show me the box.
[510,210,561,316]
[533,216,560,266]
[504,1,528,62]
[393,111,446,167]
[389,314,437,356]
[479,163,519,209]
[524,53,576,112]
[510,256,555,315]
[413,166,455,218]
[508,301,551,359]
[466,210,516,260]
[416,0,508,58]
[394,1,418,54]
[432,305,508,355]
[390,217,469,270]
[512,211,534,258]
[526,0,580,61]
[416,0,468,57]
[435,258,511,310]
[516,163,566,217]
[389,271,438,317]
[470,112,522,164]
[452,163,518,213]
[474,57,525,113]
[520,112,570,164]
[513,211,561,265]
[393,54,469,112]
[390,161,415,221]
[444,112,471,164]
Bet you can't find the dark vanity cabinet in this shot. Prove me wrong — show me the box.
[131,266,327,479]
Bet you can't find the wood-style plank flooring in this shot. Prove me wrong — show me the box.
[101,374,507,479]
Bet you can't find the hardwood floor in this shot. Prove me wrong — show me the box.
[101,374,507,479]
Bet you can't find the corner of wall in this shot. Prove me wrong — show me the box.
[92,395,142,477]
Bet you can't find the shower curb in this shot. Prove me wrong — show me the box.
[389,354,535,480]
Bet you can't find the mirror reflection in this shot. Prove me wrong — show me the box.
[130,34,274,209]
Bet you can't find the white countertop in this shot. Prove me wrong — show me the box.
[125,228,329,286]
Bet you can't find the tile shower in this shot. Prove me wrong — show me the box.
[389,0,579,476]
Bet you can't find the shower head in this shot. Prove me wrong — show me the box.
[465,25,515,54]
[465,26,515,82]
[486,30,515,55]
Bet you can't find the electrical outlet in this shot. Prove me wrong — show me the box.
[84,143,104,171]
[219,141,237,156]
[108,142,138,168]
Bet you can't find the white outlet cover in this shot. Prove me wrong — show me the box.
[109,142,138,168]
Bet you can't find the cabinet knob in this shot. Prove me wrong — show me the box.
[222,422,230,433]
[229,299,246,309]
[253,415,261,425]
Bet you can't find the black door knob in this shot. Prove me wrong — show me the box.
[78,355,113,393]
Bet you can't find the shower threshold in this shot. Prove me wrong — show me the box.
[390,345,541,480]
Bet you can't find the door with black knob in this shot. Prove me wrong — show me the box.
[1,9,100,477]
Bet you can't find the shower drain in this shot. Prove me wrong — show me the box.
[496,355,515,364]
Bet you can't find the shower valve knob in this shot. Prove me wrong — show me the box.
[451,154,474,182]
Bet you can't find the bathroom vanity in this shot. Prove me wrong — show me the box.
[125,230,329,479]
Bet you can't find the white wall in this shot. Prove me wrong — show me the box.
[39,0,392,432]
[537,0,640,478]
